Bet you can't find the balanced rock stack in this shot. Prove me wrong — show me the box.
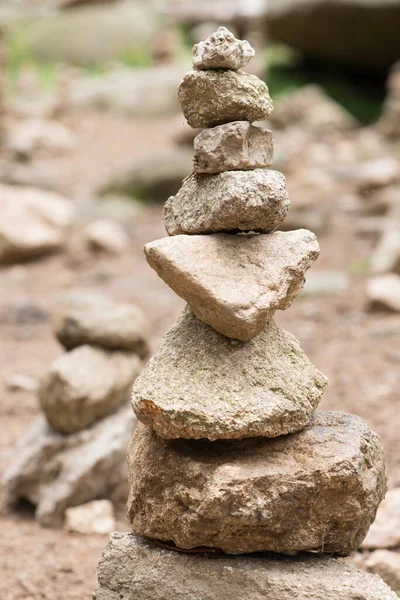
[3,293,150,527]
[94,29,395,599]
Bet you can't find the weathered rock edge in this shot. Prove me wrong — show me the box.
[127,413,387,555]
[94,533,397,600]
[144,230,319,340]
[132,309,327,440]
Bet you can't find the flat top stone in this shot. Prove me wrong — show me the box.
[94,533,397,600]
[178,69,273,128]
[144,230,320,340]
[192,26,255,71]
[132,308,327,440]
[163,169,289,236]
[127,412,387,555]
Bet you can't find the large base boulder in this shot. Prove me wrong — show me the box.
[132,309,327,440]
[2,405,135,527]
[93,533,397,600]
[127,412,386,555]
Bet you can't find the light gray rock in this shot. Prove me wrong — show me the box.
[193,121,273,174]
[2,405,135,527]
[83,219,130,254]
[145,230,319,340]
[94,533,397,600]
[127,411,387,554]
[366,550,400,594]
[7,118,75,160]
[367,274,400,313]
[178,69,273,128]
[39,345,141,434]
[132,308,327,440]
[378,62,400,138]
[0,184,74,263]
[192,26,255,71]
[65,500,115,535]
[163,169,289,236]
[53,292,150,358]
[362,488,400,549]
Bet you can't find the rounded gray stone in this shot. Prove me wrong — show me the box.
[131,308,327,440]
[192,26,255,71]
[193,121,274,174]
[178,69,273,128]
[127,412,387,555]
[163,169,289,236]
[94,533,397,600]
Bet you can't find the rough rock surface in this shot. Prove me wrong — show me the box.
[53,292,150,358]
[39,345,141,434]
[145,230,319,340]
[192,26,255,71]
[178,70,273,128]
[127,412,387,555]
[2,405,135,527]
[0,184,74,263]
[132,308,327,440]
[366,550,400,594]
[163,169,289,236]
[94,533,397,600]
[362,488,400,549]
[193,121,273,174]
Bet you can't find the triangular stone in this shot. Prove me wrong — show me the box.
[145,229,319,340]
[131,308,327,441]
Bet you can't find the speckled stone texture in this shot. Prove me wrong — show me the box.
[131,308,327,440]
[94,533,397,600]
[39,345,141,434]
[127,412,387,555]
[163,169,289,236]
[144,230,319,340]
[193,122,274,174]
[178,70,273,128]
[192,27,255,71]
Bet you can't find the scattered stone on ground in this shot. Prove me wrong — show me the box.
[94,533,397,600]
[83,219,130,254]
[193,121,273,173]
[127,411,386,555]
[39,344,141,434]
[145,229,319,340]
[301,269,351,297]
[132,308,327,440]
[163,169,289,235]
[178,69,273,128]
[7,119,75,160]
[365,550,400,594]
[2,405,135,527]
[351,158,399,192]
[361,488,400,549]
[370,202,400,274]
[0,184,74,263]
[377,61,400,138]
[367,274,400,313]
[75,195,142,225]
[192,26,255,70]
[65,500,116,535]
[53,292,150,357]
[4,373,38,393]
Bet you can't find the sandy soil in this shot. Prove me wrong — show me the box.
[0,111,399,599]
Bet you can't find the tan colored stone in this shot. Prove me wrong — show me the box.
[366,550,400,594]
[83,219,130,254]
[163,169,289,236]
[192,26,255,71]
[362,488,400,549]
[178,69,273,128]
[132,308,327,440]
[65,500,115,535]
[193,121,273,174]
[39,345,141,434]
[127,411,387,555]
[367,274,400,312]
[145,230,319,340]
[94,533,397,600]
[53,292,150,358]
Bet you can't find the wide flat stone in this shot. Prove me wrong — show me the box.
[178,70,273,128]
[193,121,273,174]
[131,308,327,440]
[39,345,141,434]
[145,230,319,340]
[163,169,289,236]
[94,533,397,600]
[192,26,255,71]
[127,412,387,555]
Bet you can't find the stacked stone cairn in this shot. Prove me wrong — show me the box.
[3,293,150,527]
[94,28,396,600]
